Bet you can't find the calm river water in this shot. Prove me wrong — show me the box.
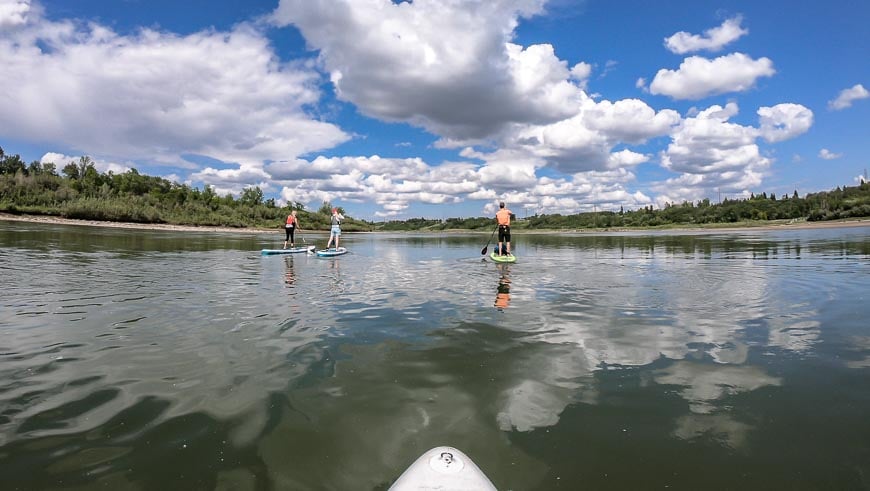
[1,221,869,490]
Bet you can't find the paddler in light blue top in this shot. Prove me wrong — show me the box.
[325,207,344,250]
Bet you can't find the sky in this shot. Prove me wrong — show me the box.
[1,0,868,220]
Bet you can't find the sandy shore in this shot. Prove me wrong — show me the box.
[0,212,274,234]
[1,212,868,234]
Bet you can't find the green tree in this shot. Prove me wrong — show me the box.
[0,153,26,175]
[62,162,80,180]
[201,185,217,206]
[317,201,345,215]
[79,159,102,195]
[239,186,264,206]
[318,201,333,215]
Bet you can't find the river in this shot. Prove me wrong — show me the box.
[1,221,868,489]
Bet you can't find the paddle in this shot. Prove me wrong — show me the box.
[480,226,498,255]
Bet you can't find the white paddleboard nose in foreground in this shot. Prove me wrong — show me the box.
[389,446,497,490]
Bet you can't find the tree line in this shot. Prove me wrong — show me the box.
[376,184,870,231]
[0,147,369,231]
[1,146,868,231]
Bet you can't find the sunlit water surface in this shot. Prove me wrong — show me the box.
[1,221,868,490]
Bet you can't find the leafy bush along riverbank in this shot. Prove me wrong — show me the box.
[1,147,869,231]
[0,149,370,231]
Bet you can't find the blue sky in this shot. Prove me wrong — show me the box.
[1,0,868,220]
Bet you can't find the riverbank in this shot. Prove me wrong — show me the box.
[0,212,274,234]
[2,212,868,234]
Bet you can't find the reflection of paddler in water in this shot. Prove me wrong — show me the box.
[284,257,296,286]
[494,265,511,310]
[326,254,342,289]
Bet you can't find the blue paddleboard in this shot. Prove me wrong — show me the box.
[315,247,348,257]
[261,246,315,255]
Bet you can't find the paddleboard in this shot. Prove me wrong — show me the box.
[315,247,348,257]
[390,446,496,491]
[261,246,315,255]
[489,252,516,263]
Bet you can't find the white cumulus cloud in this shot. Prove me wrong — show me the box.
[40,152,132,175]
[269,0,582,140]
[653,100,812,206]
[657,103,771,202]
[499,96,679,173]
[828,84,869,110]
[608,149,649,168]
[0,11,348,168]
[664,16,749,54]
[649,53,775,100]
[570,61,592,88]
[757,103,813,143]
[0,0,31,28]
[818,149,842,160]
[190,165,273,197]
[258,150,655,217]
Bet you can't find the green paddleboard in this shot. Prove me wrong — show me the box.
[489,252,516,263]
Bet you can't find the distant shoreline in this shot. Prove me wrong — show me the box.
[0,212,275,234]
[1,212,868,235]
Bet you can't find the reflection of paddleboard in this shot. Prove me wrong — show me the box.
[389,446,496,491]
[261,246,315,255]
[315,247,348,257]
[489,252,516,263]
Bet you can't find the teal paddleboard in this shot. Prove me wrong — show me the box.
[315,247,348,257]
[261,246,315,255]
[490,252,516,263]
[390,446,496,490]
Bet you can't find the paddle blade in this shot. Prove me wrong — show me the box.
[481,246,488,255]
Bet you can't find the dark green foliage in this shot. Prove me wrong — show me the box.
[239,186,264,206]
[0,150,372,231]
[0,153,26,176]
[379,217,441,231]
[317,201,345,215]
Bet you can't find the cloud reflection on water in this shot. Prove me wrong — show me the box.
[490,233,828,438]
[2,226,868,488]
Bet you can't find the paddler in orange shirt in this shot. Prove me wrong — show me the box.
[283,210,299,249]
[495,201,512,256]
